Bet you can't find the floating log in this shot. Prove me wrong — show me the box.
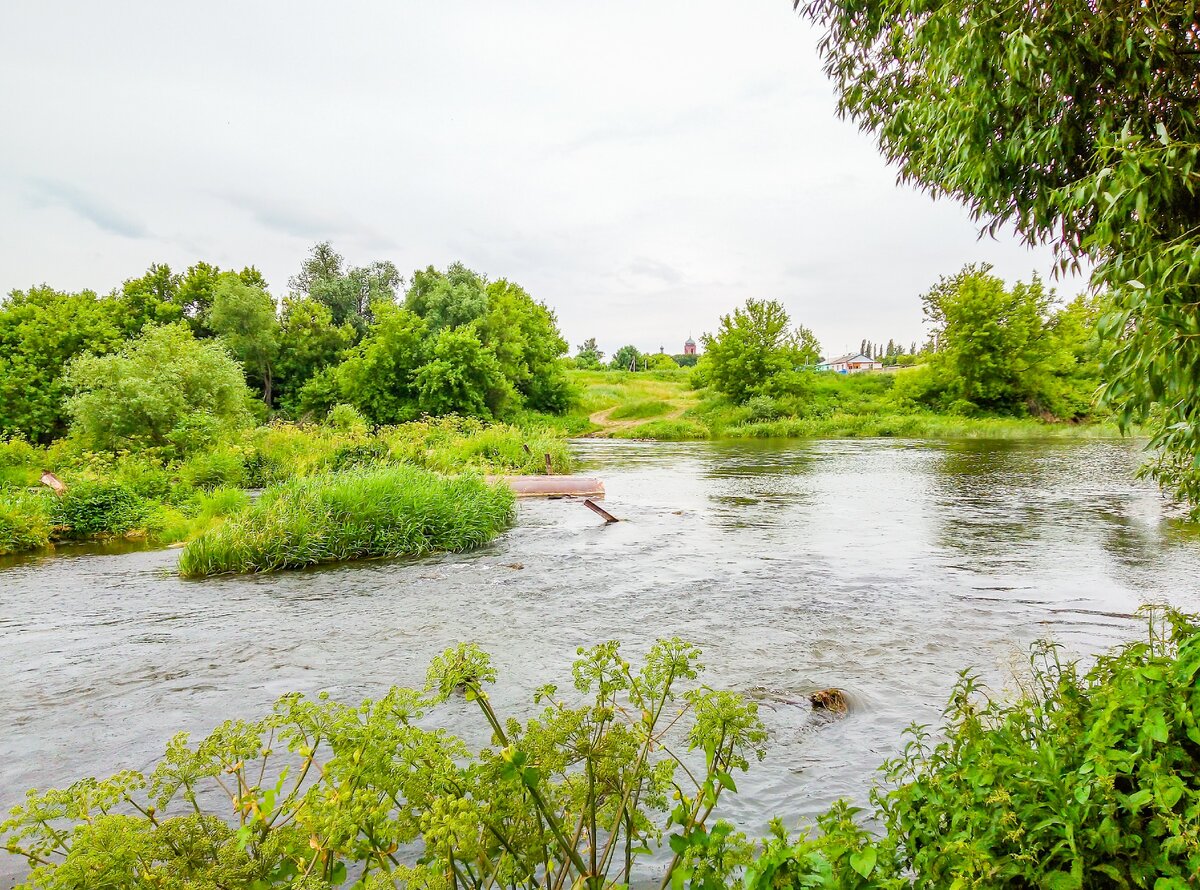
[488,476,605,498]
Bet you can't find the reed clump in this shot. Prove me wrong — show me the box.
[177,465,515,576]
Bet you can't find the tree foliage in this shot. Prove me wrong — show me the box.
[274,298,354,416]
[65,324,256,452]
[916,265,1103,418]
[801,0,1200,511]
[0,287,124,442]
[290,242,400,336]
[209,272,281,405]
[700,299,821,403]
[405,263,490,333]
[609,344,643,372]
[575,337,605,369]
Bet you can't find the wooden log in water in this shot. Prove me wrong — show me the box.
[488,475,605,498]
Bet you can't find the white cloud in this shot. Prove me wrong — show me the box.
[0,0,1081,359]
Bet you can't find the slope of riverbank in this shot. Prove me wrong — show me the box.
[559,368,1128,441]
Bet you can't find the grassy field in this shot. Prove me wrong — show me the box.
[560,367,1127,441]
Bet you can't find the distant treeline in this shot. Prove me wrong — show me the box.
[0,243,571,449]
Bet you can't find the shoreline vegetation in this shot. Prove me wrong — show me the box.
[3,610,1196,888]
[558,368,1130,443]
[177,465,515,577]
[0,416,567,562]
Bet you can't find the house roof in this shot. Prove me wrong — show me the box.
[823,353,875,365]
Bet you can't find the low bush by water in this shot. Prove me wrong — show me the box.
[177,465,515,576]
[0,490,52,555]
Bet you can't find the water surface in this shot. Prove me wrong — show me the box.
[3,438,1199,883]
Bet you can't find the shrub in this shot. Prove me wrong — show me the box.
[1,640,765,889]
[325,402,369,435]
[50,481,147,539]
[0,490,52,554]
[751,609,1200,888]
[65,323,256,452]
[745,395,782,423]
[0,437,41,488]
[179,446,248,490]
[177,465,515,576]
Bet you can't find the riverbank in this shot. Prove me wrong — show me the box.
[0,416,570,558]
[561,368,1128,441]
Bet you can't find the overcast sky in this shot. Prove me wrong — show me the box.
[0,1,1080,359]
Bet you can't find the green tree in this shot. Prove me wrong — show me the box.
[290,242,399,336]
[0,287,124,442]
[273,298,354,416]
[922,265,1054,412]
[645,353,679,370]
[700,299,818,403]
[335,305,430,425]
[208,272,281,406]
[65,323,255,452]
[405,263,489,333]
[416,326,516,419]
[478,279,569,412]
[1039,294,1106,420]
[609,344,643,371]
[801,0,1200,510]
[177,261,222,336]
[575,337,605,369]
[113,263,184,335]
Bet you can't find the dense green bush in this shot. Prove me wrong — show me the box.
[50,481,147,539]
[0,490,52,554]
[65,323,257,453]
[0,437,42,488]
[177,465,516,576]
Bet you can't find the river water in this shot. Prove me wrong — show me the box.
[3,438,1200,883]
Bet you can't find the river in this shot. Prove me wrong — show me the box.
[3,437,1199,883]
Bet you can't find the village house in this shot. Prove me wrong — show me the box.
[817,352,883,373]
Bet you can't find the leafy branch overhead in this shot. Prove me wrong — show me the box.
[800,0,1200,514]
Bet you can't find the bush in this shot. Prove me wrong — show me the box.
[65,323,256,453]
[0,437,41,488]
[325,403,369,435]
[51,481,147,539]
[0,490,52,554]
[179,446,248,490]
[752,609,1200,888]
[177,465,516,576]
[1,639,765,889]
[745,395,782,423]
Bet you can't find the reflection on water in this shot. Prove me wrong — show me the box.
[2,437,1199,883]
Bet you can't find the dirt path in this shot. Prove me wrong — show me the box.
[585,403,689,437]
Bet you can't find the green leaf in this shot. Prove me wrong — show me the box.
[849,846,877,878]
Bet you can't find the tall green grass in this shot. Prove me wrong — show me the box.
[0,490,53,555]
[727,412,1126,439]
[611,418,709,440]
[177,466,515,577]
[608,399,673,420]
